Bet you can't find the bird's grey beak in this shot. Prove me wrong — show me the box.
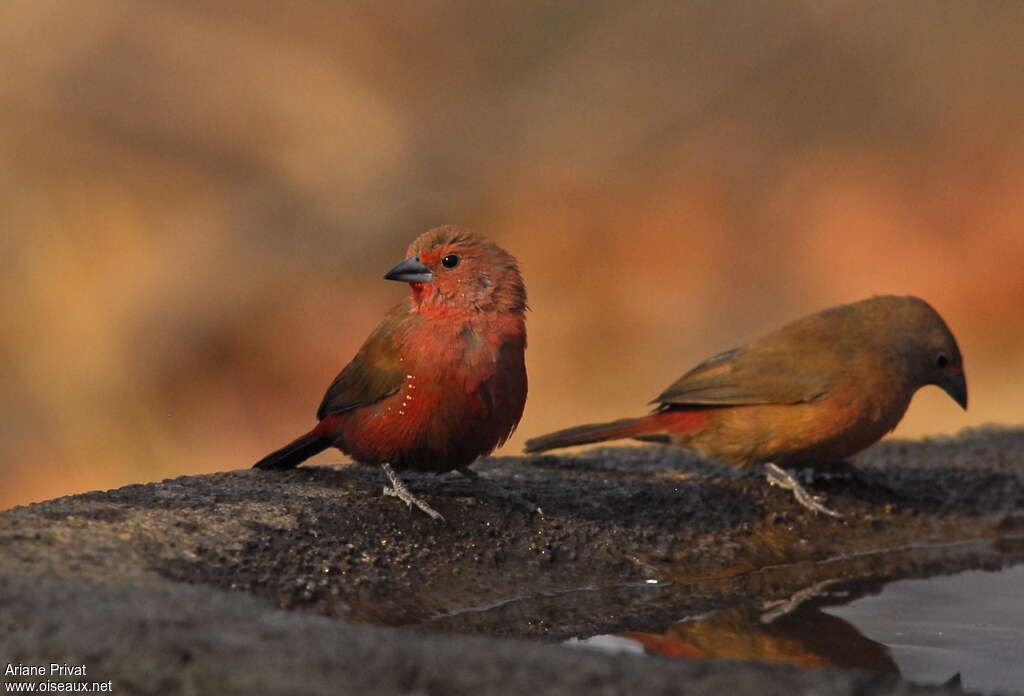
[940,372,968,410]
[384,256,433,283]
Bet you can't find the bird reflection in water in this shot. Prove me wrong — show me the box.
[618,582,899,674]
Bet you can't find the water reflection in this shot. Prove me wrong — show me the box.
[617,586,900,674]
[575,556,1024,692]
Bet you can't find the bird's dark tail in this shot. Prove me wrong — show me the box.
[523,416,652,453]
[523,410,707,453]
[253,431,330,470]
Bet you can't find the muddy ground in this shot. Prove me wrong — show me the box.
[2,427,1023,694]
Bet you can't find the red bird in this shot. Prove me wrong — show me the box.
[525,295,967,517]
[254,226,528,520]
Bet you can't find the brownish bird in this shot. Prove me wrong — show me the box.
[254,226,529,520]
[524,295,967,517]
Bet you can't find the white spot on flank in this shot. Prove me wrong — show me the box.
[406,374,414,379]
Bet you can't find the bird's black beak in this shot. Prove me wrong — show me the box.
[939,372,968,410]
[384,256,433,284]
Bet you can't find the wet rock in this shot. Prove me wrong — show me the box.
[3,427,1022,695]
[3,573,956,696]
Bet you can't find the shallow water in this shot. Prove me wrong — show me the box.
[569,545,1024,694]
[827,565,1024,694]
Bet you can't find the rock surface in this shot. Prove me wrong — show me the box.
[3,428,1024,695]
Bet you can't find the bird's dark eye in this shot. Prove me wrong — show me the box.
[441,254,460,269]
[936,352,950,368]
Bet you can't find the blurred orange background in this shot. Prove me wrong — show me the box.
[3,1,1023,509]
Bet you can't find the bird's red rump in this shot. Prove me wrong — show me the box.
[310,414,343,438]
[650,408,709,435]
[618,632,706,659]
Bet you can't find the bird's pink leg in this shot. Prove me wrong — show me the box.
[381,462,444,521]
[764,462,843,518]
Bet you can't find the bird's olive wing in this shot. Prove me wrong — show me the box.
[316,303,408,419]
[653,346,831,407]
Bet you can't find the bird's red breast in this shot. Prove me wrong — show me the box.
[326,305,526,470]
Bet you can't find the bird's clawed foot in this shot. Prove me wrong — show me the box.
[457,466,544,516]
[764,463,843,519]
[381,462,444,521]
